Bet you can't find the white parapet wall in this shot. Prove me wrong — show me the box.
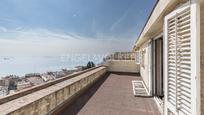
[105,60,140,73]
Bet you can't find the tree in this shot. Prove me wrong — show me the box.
[86,61,95,68]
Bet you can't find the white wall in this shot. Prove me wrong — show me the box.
[139,41,152,94]
[106,60,140,73]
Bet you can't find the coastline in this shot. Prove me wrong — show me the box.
[0,66,84,98]
[0,57,100,98]
[0,55,103,77]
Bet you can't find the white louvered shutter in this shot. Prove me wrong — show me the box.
[177,7,191,115]
[164,4,197,115]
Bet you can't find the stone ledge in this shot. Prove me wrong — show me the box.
[0,66,102,105]
[0,66,107,115]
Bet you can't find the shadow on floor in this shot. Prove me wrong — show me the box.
[109,72,140,76]
[59,72,110,115]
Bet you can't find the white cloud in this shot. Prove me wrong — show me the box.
[0,28,133,56]
[72,14,77,17]
[110,7,131,31]
[0,26,7,32]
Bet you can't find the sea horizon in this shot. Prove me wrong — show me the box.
[0,55,104,78]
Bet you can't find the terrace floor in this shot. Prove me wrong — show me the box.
[59,73,161,115]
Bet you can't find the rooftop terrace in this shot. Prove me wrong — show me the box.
[0,59,160,115]
[59,73,160,115]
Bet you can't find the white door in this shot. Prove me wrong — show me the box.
[164,2,199,115]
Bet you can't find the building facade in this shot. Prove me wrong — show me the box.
[134,0,202,114]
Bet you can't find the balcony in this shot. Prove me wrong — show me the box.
[59,72,160,115]
[0,55,160,115]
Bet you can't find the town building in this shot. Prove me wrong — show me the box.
[41,73,55,82]
[25,73,45,86]
[1,75,20,90]
[17,81,32,91]
[0,86,8,97]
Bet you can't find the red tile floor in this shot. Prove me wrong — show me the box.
[59,73,161,115]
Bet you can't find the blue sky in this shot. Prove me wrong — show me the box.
[0,0,155,56]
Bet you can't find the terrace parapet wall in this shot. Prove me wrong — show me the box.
[0,66,107,115]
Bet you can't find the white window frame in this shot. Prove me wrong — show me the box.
[190,0,200,115]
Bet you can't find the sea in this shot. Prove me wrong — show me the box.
[0,55,104,78]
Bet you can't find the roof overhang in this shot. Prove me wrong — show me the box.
[134,0,188,49]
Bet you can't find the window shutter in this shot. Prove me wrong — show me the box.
[167,14,177,108]
[176,8,191,115]
[164,5,194,115]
